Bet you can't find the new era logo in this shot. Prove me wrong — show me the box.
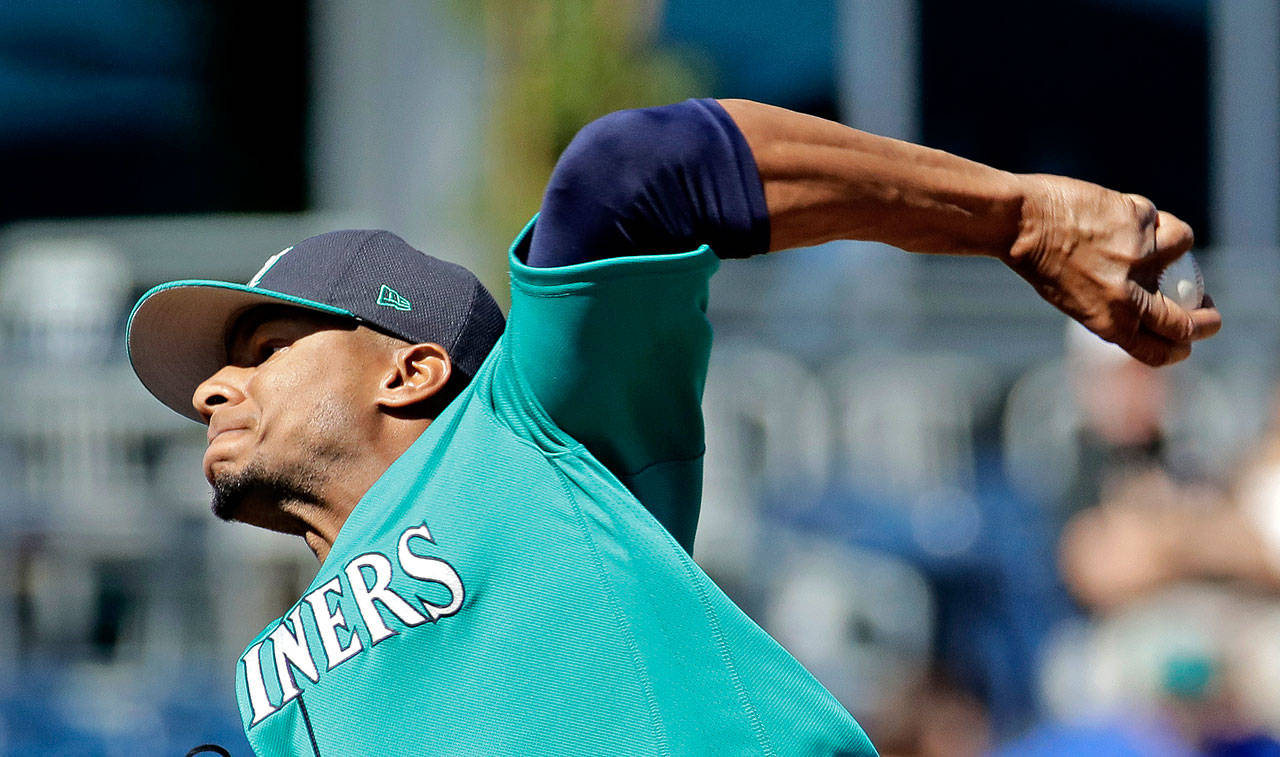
[377,284,412,311]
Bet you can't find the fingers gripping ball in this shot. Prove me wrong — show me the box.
[1158,252,1204,310]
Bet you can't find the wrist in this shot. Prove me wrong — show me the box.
[1001,173,1057,266]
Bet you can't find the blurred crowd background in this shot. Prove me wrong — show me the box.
[0,0,1276,755]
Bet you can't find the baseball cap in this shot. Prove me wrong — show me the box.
[127,229,505,423]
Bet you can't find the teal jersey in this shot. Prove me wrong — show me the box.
[233,221,877,756]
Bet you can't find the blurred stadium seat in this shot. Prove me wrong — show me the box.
[699,342,833,588]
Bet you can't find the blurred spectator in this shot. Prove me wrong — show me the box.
[1060,368,1280,610]
[1061,322,1173,522]
[1022,338,1280,755]
[1002,321,1237,525]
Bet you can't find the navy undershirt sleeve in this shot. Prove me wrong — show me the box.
[526,98,770,268]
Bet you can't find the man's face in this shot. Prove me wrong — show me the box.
[193,306,397,530]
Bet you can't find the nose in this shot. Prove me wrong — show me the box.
[193,365,251,422]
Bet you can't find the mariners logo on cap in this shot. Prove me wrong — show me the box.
[247,246,294,287]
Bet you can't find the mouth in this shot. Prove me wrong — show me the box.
[207,422,250,444]
[203,425,253,482]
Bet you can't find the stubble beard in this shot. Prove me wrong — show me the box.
[210,457,326,527]
[208,401,355,530]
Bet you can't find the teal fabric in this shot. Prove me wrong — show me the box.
[233,221,877,756]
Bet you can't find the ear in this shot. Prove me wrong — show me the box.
[375,342,453,410]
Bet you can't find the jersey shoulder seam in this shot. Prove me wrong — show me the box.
[544,455,672,756]
[675,548,776,755]
[469,374,669,753]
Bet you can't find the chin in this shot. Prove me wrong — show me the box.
[208,459,322,534]
[204,453,244,487]
[209,458,274,522]
[209,470,249,522]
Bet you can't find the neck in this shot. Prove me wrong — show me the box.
[298,420,435,562]
[273,470,380,563]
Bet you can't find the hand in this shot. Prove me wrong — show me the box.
[1003,174,1221,366]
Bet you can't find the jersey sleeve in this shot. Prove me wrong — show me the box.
[526,98,770,267]
[494,217,720,551]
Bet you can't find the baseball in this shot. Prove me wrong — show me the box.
[1158,251,1204,310]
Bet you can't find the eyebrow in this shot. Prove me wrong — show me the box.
[225,310,293,364]
[225,307,359,363]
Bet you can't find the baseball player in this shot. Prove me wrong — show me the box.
[128,98,1220,755]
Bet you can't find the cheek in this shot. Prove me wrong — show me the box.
[251,356,371,447]
[300,394,362,442]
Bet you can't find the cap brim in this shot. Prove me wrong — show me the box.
[126,281,355,423]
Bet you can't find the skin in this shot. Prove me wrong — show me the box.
[189,99,1224,562]
[1059,468,1280,611]
[192,306,452,562]
[718,99,1222,367]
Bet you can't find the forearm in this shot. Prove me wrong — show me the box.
[717,98,1025,257]
[530,97,1218,366]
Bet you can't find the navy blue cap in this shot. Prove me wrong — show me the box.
[127,230,505,423]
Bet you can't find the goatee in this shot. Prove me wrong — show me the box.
[210,460,324,523]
